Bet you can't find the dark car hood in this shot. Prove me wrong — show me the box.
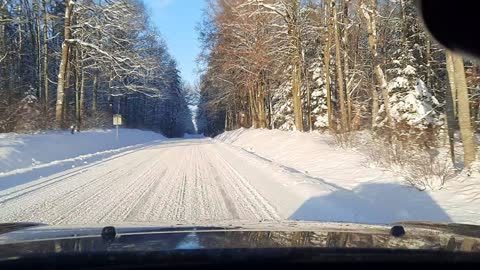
[0,221,479,258]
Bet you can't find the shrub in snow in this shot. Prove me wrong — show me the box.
[83,111,113,129]
[404,154,456,191]
[366,136,456,191]
[331,131,357,149]
[366,137,412,168]
[13,95,43,133]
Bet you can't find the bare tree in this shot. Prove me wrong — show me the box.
[447,51,477,169]
[359,0,392,129]
[333,0,348,131]
[55,0,74,127]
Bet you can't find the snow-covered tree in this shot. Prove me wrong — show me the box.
[309,62,329,129]
[384,63,441,129]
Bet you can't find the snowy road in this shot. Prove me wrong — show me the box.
[0,138,283,225]
[0,133,473,226]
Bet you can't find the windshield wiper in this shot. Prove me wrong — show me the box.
[0,223,44,235]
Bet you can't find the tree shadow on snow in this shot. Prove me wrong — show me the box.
[289,183,451,224]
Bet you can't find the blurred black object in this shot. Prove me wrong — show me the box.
[417,1,480,59]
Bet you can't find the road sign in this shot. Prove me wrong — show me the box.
[113,114,122,126]
[113,114,122,141]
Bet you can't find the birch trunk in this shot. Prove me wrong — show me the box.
[450,52,477,169]
[289,0,303,132]
[63,48,72,124]
[372,83,379,128]
[360,0,392,129]
[55,0,74,127]
[444,52,456,164]
[79,61,85,128]
[75,50,80,127]
[446,52,457,120]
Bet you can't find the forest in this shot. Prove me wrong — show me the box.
[0,0,195,137]
[196,0,480,186]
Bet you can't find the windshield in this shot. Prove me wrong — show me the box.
[0,0,479,241]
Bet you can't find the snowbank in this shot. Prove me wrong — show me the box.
[216,128,480,225]
[0,129,165,174]
[216,128,396,190]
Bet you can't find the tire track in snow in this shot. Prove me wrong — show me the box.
[0,138,282,225]
[1,159,147,223]
[50,148,173,224]
[207,162,240,219]
[121,168,168,222]
[131,144,193,222]
[0,141,164,200]
[0,146,171,224]
[206,147,281,221]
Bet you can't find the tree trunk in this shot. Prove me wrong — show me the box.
[292,62,304,131]
[224,109,228,131]
[446,52,457,122]
[425,38,432,89]
[450,52,477,169]
[42,0,49,112]
[269,90,274,129]
[55,0,74,127]
[63,48,72,125]
[289,0,303,132]
[360,0,392,129]
[445,52,457,164]
[333,0,348,131]
[324,2,333,129]
[75,49,81,127]
[79,61,85,129]
[257,80,267,129]
[472,98,479,131]
[92,74,98,116]
[343,0,352,128]
[108,73,113,114]
[0,3,6,110]
[248,84,258,128]
[306,68,312,131]
[34,0,42,99]
[372,83,379,128]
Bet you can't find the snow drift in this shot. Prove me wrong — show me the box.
[216,128,395,189]
[216,128,480,225]
[0,129,165,174]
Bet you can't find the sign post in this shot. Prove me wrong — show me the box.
[113,114,122,141]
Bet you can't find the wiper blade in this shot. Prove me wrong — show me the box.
[396,221,480,238]
[0,223,44,235]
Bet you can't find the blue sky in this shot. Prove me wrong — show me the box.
[142,0,205,85]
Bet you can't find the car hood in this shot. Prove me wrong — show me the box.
[0,221,479,258]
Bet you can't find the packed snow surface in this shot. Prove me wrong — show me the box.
[0,129,164,174]
[0,128,479,226]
